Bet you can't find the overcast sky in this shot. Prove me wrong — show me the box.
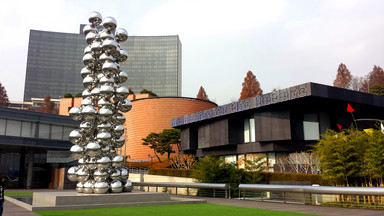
[1,0,384,105]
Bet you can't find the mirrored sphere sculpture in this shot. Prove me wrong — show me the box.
[67,11,132,194]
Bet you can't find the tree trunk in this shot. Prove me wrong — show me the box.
[154,150,161,163]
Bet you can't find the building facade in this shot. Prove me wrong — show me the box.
[24,26,182,101]
[172,83,384,171]
[0,107,78,188]
[59,94,217,160]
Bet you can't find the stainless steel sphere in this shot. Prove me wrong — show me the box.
[82,74,95,89]
[86,142,101,157]
[112,155,124,167]
[115,70,128,84]
[110,168,121,180]
[70,144,83,159]
[81,67,92,79]
[118,99,132,112]
[99,74,115,85]
[80,121,94,135]
[76,182,84,193]
[102,16,117,31]
[85,32,97,45]
[112,125,125,137]
[97,122,111,132]
[69,106,82,121]
[81,105,97,121]
[83,180,95,194]
[76,167,90,183]
[111,45,121,59]
[90,87,101,100]
[83,24,96,36]
[82,89,91,98]
[96,131,112,145]
[119,167,128,179]
[98,106,113,122]
[110,180,123,193]
[67,166,79,181]
[112,136,125,148]
[99,84,115,99]
[94,181,109,194]
[102,61,117,76]
[98,98,113,109]
[99,30,114,40]
[101,145,110,153]
[86,157,97,170]
[123,180,133,192]
[69,129,83,145]
[88,11,102,26]
[111,113,126,125]
[99,53,114,64]
[118,49,128,62]
[93,168,109,182]
[115,28,128,42]
[96,156,111,169]
[81,97,94,107]
[91,41,102,55]
[84,45,92,55]
[115,86,129,100]
[102,38,118,54]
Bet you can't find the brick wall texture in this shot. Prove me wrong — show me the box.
[59,95,217,160]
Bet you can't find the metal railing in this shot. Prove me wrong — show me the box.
[127,167,148,174]
[239,184,384,209]
[132,182,230,198]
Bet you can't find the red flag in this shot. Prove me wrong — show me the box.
[337,124,342,131]
[347,104,354,113]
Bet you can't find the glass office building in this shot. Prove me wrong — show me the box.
[24,26,182,101]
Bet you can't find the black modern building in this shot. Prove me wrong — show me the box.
[0,107,78,188]
[172,83,384,169]
[24,26,182,101]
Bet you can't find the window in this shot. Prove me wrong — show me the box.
[6,120,21,136]
[303,114,319,140]
[244,118,256,143]
[0,119,5,135]
[51,125,63,140]
[21,122,36,138]
[38,123,50,139]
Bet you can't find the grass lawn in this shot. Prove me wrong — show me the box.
[35,204,318,216]
[5,192,33,197]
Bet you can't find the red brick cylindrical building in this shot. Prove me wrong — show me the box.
[124,97,217,160]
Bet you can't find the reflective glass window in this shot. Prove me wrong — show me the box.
[21,122,36,138]
[6,120,21,136]
[303,114,319,140]
[39,123,50,139]
[0,119,5,135]
[51,125,63,140]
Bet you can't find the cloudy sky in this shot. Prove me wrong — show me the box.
[1,0,384,105]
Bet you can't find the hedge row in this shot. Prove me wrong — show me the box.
[147,169,332,185]
[148,168,196,178]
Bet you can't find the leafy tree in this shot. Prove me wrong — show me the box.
[368,65,384,88]
[0,82,9,107]
[369,85,384,96]
[140,89,158,97]
[142,132,162,163]
[128,88,134,94]
[159,129,181,159]
[363,129,384,185]
[239,71,262,101]
[64,93,74,98]
[41,95,56,114]
[313,128,368,186]
[75,92,83,97]
[196,86,209,100]
[333,63,352,89]
[243,155,266,183]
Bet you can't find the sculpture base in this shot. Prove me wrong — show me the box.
[7,191,206,211]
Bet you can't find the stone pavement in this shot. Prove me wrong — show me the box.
[3,189,384,216]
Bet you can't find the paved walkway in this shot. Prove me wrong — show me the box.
[3,189,384,216]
